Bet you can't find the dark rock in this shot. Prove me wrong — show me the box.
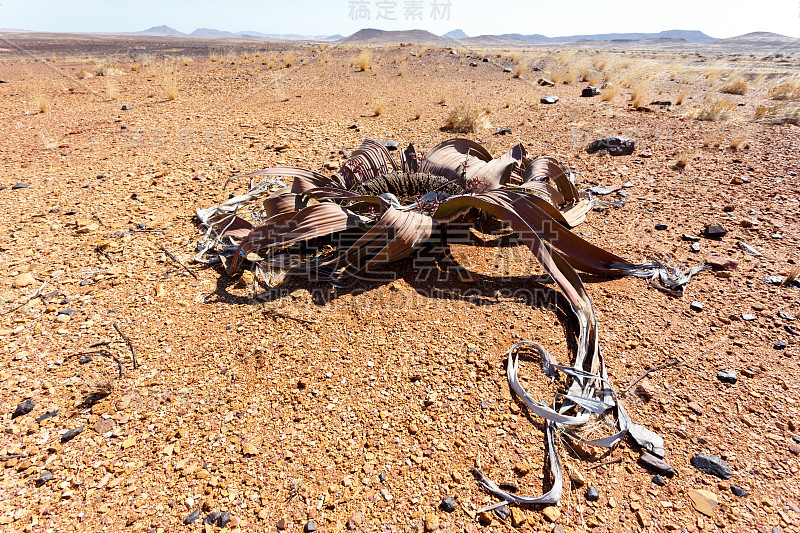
[503,67,512,73]
[79,356,92,365]
[540,96,559,104]
[479,401,488,409]
[494,127,512,135]
[12,183,31,189]
[493,505,509,521]
[440,497,457,513]
[216,512,231,528]
[652,475,666,486]
[203,512,220,525]
[690,301,704,312]
[691,453,732,479]
[581,86,601,97]
[35,469,53,487]
[58,309,75,316]
[691,242,701,253]
[731,485,748,498]
[482,57,489,62]
[537,77,555,86]
[35,410,60,423]
[184,509,200,525]
[778,311,795,320]
[121,104,133,110]
[682,233,701,242]
[532,67,542,71]
[498,482,518,492]
[277,518,288,530]
[379,140,399,151]
[378,472,385,483]
[650,100,672,106]
[638,452,675,477]
[701,224,727,239]
[469,61,478,67]
[61,426,84,443]
[305,520,318,532]
[121,125,128,130]
[774,341,787,350]
[737,241,762,257]
[12,399,35,419]
[586,136,635,156]
[628,424,665,458]
[585,486,600,501]
[786,326,798,336]
[717,370,738,384]
[655,223,668,230]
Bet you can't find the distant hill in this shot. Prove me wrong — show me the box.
[500,29,715,43]
[134,25,186,37]
[707,31,799,51]
[442,29,468,39]
[459,35,529,46]
[338,28,451,46]
[191,28,237,38]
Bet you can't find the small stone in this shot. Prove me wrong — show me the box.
[12,273,36,288]
[514,462,530,476]
[585,486,600,501]
[774,341,787,350]
[778,311,795,320]
[35,469,53,487]
[716,370,737,384]
[379,140,399,151]
[701,225,727,239]
[203,512,220,525]
[216,512,231,528]
[541,506,560,522]
[655,223,668,230]
[789,444,800,456]
[586,136,635,156]
[79,356,91,364]
[424,512,439,531]
[35,409,60,423]
[639,452,675,477]
[503,67,512,73]
[121,104,133,110]
[242,442,258,455]
[688,489,719,517]
[691,454,732,479]
[346,513,363,530]
[305,520,318,533]
[94,418,115,434]
[570,469,585,487]
[652,475,666,486]
[691,242,701,253]
[12,399,35,419]
[12,182,30,189]
[690,301,703,312]
[682,234,701,242]
[537,78,555,86]
[276,518,288,530]
[510,506,526,526]
[707,256,738,271]
[61,426,84,443]
[581,86,601,97]
[731,485,748,497]
[540,96,559,104]
[184,509,200,525]
[494,505,510,521]
[439,497,457,513]
[628,424,666,458]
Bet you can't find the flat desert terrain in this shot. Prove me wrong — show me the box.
[0,34,799,533]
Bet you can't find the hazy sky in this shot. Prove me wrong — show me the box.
[1,0,799,38]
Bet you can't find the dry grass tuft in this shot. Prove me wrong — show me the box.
[631,83,647,107]
[685,99,735,121]
[358,50,372,71]
[601,84,619,102]
[371,100,384,116]
[284,51,295,68]
[105,77,119,100]
[767,81,800,100]
[512,63,525,79]
[33,94,49,114]
[785,265,800,286]
[76,68,93,79]
[720,79,747,95]
[753,104,800,125]
[676,91,687,105]
[413,109,421,120]
[444,104,490,133]
[729,133,747,150]
[673,153,688,171]
[164,68,178,100]
[397,62,405,76]
[95,61,122,77]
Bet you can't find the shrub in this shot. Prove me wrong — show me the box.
[444,105,490,133]
[358,50,371,71]
[753,104,800,125]
[767,81,800,100]
[601,84,619,102]
[512,63,525,79]
[685,100,735,121]
[720,80,747,95]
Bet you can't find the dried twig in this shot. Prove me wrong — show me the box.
[589,457,623,470]
[66,350,124,378]
[113,322,138,369]
[0,454,27,460]
[623,358,682,396]
[159,243,198,279]
[2,274,61,316]
[263,308,316,325]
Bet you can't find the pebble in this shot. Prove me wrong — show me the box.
[439,497,457,512]
[682,233,701,242]
[540,96,559,104]
[12,183,30,189]
[35,409,60,423]
[203,512,220,525]
[586,136,635,156]
[503,67,512,73]
[79,356,92,364]
[688,489,719,517]
[581,86,601,97]
[691,453,732,479]
[731,485,748,497]
[276,517,288,530]
[690,301,704,312]
[346,513,364,530]
[61,426,84,443]
[541,506,560,522]
[628,423,665,458]
[691,242,701,253]
[701,225,727,239]
[742,314,756,321]
[121,104,133,110]
[217,512,231,528]
[774,341,787,350]
[94,418,115,434]
[12,398,35,419]
[717,370,738,384]
[424,512,439,531]
[184,509,200,525]
[510,507,526,526]
[655,223,668,230]
[12,272,36,288]
[638,452,675,477]
[790,445,800,456]
[379,140,399,151]
[778,311,795,320]
[36,469,53,487]
[652,475,666,486]
[586,486,600,501]
[305,520,318,532]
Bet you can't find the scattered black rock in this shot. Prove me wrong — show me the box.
[79,356,92,365]
[690,301,704,312]
[61,426,84,443]
[639,452,675,477]
[731,485,748,498]
[628,424,665,458]
[12,183,30,189]
[469,61,478,67]
[691,453,732,479]
[585,486,600,501]
[305,520,318,532]
[35,469,53,487]
[494,127,512,135]
[379,140,399,151]
[12,399,35,419]
[540,96,559,104]
[786,326,798,336]
[35,409,60,423]
[493,505,509,521]
[58,309,75,316]
[203,512,220,525]
[774,341,787,350]
[737,241,762,257]
[440,497,458,513]
[778,311,795,320]
[121,104,133,110]
[216,512,231,528]
[482,57,489,62]
[121,125,128,130]
[652,475,666,486]
[503,67,512,73]
[184,509,200,525]
[655,223,668,230]
[581,86,601,97]
[586,136,635,156]
[650,100,672,106]
[717,370,738,384]
[498,483,518,492]
[378,472,385,483]
[701,225,727,239]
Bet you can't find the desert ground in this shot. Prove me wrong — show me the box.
[0,33,799,533]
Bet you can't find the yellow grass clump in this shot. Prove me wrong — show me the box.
[371,100,384,116]
[76,68,93,79]
[719,79,747,95]
[685,99,735,121]
[768,81,800,100]
[33,95,49,114]
[95,61,122,77]
[105,78,119,100]
[753,104,800,125]
[284,51,295,68]
[358,50,372,71]
[631,83,647,107]
[512,63,525,79]
[444,104,490,133]
[601,84,619,102]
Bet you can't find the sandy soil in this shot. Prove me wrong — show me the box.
[0,38,799,533]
